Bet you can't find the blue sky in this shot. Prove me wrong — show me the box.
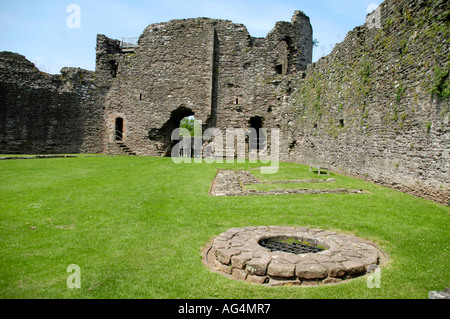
[0,0,382,74]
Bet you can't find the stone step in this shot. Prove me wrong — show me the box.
[115,141,136,156]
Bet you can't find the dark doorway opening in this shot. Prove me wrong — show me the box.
[148,106,197,157]
[249,116,265,151]
[115,118,124,141]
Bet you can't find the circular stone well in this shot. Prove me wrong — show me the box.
[203,226,386,286]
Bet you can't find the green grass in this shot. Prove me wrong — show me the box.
[0,156,448,299]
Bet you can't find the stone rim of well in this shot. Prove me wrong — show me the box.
[203,226,387,286]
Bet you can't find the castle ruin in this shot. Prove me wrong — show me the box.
[95,10,312,157]
[0,0,448,205]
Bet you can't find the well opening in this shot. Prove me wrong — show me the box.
[259,236,328,254]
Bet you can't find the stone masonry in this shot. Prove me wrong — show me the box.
[95,11,312,156]
[0,0,448,205]
[209,169,366,197]
[276,0,449,205]
[0,53,105,154]
[204,226,386,286]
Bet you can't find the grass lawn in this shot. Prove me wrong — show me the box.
[0,156,448,299]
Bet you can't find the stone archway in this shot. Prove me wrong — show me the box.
[148,106,196,157]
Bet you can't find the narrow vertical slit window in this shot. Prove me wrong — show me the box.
[110,60,118,78]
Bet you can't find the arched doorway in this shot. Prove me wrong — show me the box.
[115,117,124,141]
[148,106,198,157]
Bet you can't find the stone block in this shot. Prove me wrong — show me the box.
[216,248,240,265]
[268,278,300,286]
[246,257,271,276]
[231,269,248,281]
[342,260,366,276]
[323,277,343,284]
[321,262,346,278]
[217,263,232,275]
[267,262,296,278]
[295,263,328,280]
[246,275,269,285]
[231,252,252,270]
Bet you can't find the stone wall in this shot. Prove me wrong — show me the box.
[277,0,449,205]
[0,1,447,205]
[0,11,313,158]
[0,52,105,154]
[97,12,312,156]
[97,20,218,156]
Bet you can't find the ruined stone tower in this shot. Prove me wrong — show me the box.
[95,11,313,156]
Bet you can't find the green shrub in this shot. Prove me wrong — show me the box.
[431,66,450,99]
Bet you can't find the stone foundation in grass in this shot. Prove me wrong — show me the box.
[209,169,367,197]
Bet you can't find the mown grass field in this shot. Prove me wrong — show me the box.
[0,156,448,299]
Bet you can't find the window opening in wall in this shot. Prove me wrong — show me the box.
[110,60,118,78]
[339,119,345,128]
[235,98,239,105]
[140,93,143,101]
[275,64,283,75]
[115,118,124,141]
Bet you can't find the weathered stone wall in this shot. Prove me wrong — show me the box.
[0,2,447,205]
[277,0,449,205]
[98,12,312,156]
[97,20,217,156]
[1,11,312,157]
[0,52,105,154]
[213,10,312,133]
